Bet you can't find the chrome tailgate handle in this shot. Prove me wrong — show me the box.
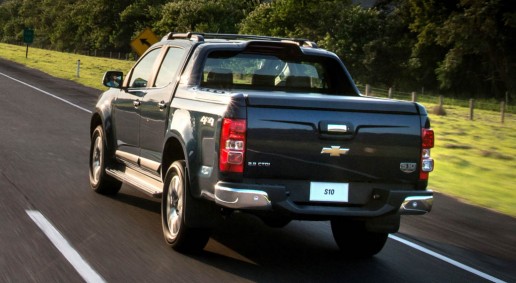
[328,124,349,133]
[319,121,354,139]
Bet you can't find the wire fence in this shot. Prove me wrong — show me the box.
[8,39,136,61]
[357,84,515,115]
[73,49,136,60]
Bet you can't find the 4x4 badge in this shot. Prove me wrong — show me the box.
[321,146,350,157]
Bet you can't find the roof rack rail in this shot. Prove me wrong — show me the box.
[162,32,205,42]
[162,32,318,48]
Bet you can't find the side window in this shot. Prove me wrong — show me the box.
[155,47,186,88]
[129,48,161,88]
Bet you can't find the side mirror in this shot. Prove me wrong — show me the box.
[103,71,124,88]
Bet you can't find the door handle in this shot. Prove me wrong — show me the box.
[133,100,141,108]
[158,101,167,110]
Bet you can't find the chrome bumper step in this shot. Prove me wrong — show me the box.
[214,184,272,210]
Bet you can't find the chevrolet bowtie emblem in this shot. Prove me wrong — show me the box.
[321,146,350,157]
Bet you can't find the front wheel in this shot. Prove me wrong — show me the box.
[89,125,121,195]
[161,161,211,253]
[331,218,388,258]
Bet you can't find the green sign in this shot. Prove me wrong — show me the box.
[23,28,34,44]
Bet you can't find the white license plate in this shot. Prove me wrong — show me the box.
[309,182,349,202]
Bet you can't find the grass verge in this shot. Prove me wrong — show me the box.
[1,43,515,217]
[0,43,133,90]
[424,104,515,217]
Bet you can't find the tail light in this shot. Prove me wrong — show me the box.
[219,118,246,173]
[420,128,434,180]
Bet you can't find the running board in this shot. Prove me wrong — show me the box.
[106,167,163,198]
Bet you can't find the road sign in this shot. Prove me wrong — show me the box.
[131,28,159,56]
[23,28,34,58]
[23,28,34,44]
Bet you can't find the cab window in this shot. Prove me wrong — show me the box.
[129,48,161,88]
[155,47,186,88]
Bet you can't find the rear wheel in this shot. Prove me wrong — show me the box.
[89,125,121,195]
[161,161,211,253]
[331,218,388,258]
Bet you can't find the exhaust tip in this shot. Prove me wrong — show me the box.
[399,195,433,215]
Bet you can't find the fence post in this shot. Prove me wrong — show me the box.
[501,101,505,124]
[388,88,392,99]
[76,60,80,78]
[365,84,371,96]
[439,95,444,107]
[469,99,475,120]
[411,92,417,102]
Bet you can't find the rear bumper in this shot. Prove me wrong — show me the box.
[214,183,272,210]
[214,181,433,217]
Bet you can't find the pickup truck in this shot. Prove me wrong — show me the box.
[89,32,434,257]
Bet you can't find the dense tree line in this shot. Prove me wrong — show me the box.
[0,0,514,99]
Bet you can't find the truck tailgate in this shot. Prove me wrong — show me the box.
[244,94,422,183]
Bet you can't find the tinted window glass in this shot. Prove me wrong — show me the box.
[201,50,356,95]
[129,48,161,88]
[155,47,186,88]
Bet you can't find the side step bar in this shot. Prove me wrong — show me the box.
[106,167,163,198]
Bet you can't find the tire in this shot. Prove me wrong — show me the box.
[161,161,211,253]
[89,125,122,195]
[331,218,388,258]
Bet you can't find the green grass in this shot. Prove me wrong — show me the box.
[423,104,516,217]
[0,43,133,90]
[1,43,515,217]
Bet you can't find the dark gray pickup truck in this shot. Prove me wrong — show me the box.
[89,32,434,257]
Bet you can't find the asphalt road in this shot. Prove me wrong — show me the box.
[0,58,514,283]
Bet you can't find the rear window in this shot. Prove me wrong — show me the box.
[200,50,356,95]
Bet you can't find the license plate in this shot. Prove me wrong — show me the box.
[309,182,349,202]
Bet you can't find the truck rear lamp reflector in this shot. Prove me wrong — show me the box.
[227,151,244,164]
[226,140,244,150]
[220,118,246,173]
[422,128,434,148]
[419,128,435,181]
[422,158,434,172]
[422,148,431,159]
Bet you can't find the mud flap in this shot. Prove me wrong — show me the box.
[183,192,223,228]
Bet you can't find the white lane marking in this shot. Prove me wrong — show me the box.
[0,72,92,114]
[389,234,506,283]
[2,66,507,283]
[26,210,106,283]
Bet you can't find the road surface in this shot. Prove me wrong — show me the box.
[0,59,514,282]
